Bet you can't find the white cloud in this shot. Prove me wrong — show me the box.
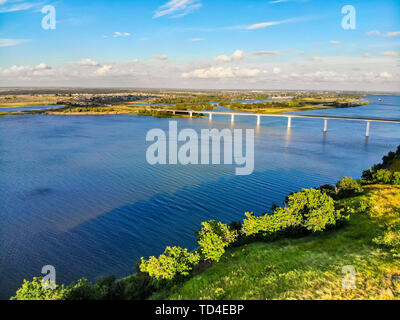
[113,32,131,38]
[190,38,205,42]
[329,40,340,45]
[242,16,312,30]
[151,54,168,61]
[1,55,398,91]
[77,58,99,66]
[0,2,37,13]
[95,65,112,76]
[34,63,51,70]
[182,67,260,79]
[213,50,245,62]
[272,67,281,74]
[154,0,202,19]
[380,72,392,79]
[381,51,398,57]
[249,50,280,56]
[0,38,31,47]
[235,68,261,77]
[366,30,400,37]
[303,70,348,82]
[311,55,323,61]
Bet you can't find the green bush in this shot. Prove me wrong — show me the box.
[242,208,302,237]
[335,177,363,198]
[116,273,154,300]
[373,220,400,258]
[197,220,237,262]
[63,278,102,300]
[373,169,393,184]
[392,172,400,185]
[362,169,374,182]
[286,189,342,232]
[139,246,200,281]
[319,184,337,198]
[95,275,119,300]
[11,277,67,300]
[242,189,341,236]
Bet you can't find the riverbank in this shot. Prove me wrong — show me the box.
[152,184,399,300]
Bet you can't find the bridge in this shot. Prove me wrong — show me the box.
[155,109,400,137]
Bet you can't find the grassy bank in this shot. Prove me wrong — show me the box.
[152,185,400,300]
[1,105,200,118]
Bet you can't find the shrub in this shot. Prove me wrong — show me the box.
[286,189,341,232]
[362,169,374,182]
[319,184,336,198]
[392,172,400,185]
[139,246,200,281]
[197,220,237,262]
[11,277,67,300]
[242,208,302,237]
[95,275,119,300]
[335,177,363,198]
[373,169,393,184]
[63,278,102,300]
[116,273,154,300]
[373,221,400,258]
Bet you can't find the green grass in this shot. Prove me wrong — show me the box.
[152,185,400,300]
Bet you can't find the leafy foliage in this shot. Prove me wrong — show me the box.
[197,220,238,262]
[285,189,343,232]
[335,177,363,198]
[373,219,400,258]
[63,278,102,300]
[10,277,67,300]
[242,207,302,237]
[139,246,200,281]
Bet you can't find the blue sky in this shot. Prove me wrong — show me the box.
[0,0,399,90]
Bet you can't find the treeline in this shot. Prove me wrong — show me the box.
[10,146,400,300]
[220,101,306,110]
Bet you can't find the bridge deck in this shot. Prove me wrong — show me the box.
[156,109,400,123]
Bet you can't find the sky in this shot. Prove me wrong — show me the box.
[0,0,399,90]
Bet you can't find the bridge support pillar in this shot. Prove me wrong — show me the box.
[257,115,261,125]
[231,114,235,123]
[366,121,371,137]
[209,113,212,120]
[287,117,292,128]
[324,119,328,132]
[189,112,193,118]
[172,111,176,115]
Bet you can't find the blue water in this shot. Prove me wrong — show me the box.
[0,95,399,299]
[0,105,57,112]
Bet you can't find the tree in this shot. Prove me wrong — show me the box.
[11,277,67,300]
[197,220,237,262]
